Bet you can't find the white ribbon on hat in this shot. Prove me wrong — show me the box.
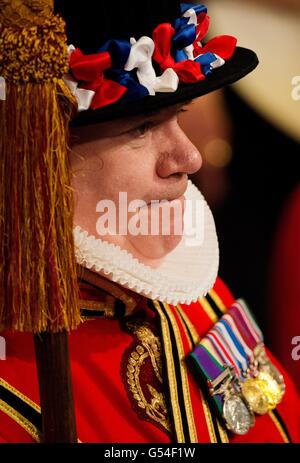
[183,44,195,61]
[181,7,225,71]
[183,7,198,26]
[210,54,225,69]
[63,45,95,112]
[193,51,225,70]
[181,8,200,61]
[63,74,95,112]
[125,37,179,95]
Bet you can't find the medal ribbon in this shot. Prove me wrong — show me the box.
[196,301,262,382]
[229,305,258,350]
[201,337,224,366]
[209,324,245,380]
[234,300,263,343]
[206,330,240,378]
[189,344,229,414]
[224,311,255,365]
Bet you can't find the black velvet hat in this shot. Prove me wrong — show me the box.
[54,0,259,126]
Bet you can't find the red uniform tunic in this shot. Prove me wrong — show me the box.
[269,185,300,390]
[0,271,299,443]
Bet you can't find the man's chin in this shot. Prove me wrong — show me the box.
[128,233,183,263]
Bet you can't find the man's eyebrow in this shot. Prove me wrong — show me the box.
[181,99,192,107]
[72,100,194,141]
[129,100,193,121]
[122,101,193,128]
[110,101,193,137]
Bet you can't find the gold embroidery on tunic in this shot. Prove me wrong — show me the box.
[125,322,171,432]
[79,297,115,318]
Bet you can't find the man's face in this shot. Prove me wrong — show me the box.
[70,104,202,267]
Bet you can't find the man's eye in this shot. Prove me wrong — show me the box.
[178,107,189,114]
[131,122,153,137]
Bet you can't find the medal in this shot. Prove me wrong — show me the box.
[241,371,282,413]
[230,301,285,403]
[254,343,286,395]
[223,393,254,435]
[189,344,254,435]
[208,365,254,435]
[241,377,271,414]
[211,301,285,413]
[187,298,285,434]
[211,316,271,414]
[257,371,283,407]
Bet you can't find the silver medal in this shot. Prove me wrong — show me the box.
[223,394,254,435]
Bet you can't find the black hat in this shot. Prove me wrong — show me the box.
[54,0,259,126]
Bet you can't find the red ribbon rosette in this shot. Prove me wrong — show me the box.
[193,35,237,61]
[69,48,127,109]
[196,12,210,42]
[193,6,237,60]
[153,23,205,83]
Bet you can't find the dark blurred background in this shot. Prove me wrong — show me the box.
[180,0,300,390]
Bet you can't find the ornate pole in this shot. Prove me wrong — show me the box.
[34,332,77,443]
[0,1,80,442]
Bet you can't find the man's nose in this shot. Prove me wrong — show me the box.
[155,121,202,178]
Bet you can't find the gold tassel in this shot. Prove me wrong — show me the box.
[0,5,81,332]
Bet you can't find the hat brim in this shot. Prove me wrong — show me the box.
[70,46,258,127]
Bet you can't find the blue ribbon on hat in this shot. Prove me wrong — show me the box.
[173,4,210,64]
[98,39,131,67]
[107,69,149,102]
[172,21,196,62]
[181,3,208,15]
[195,52,219,76]
[99,39,149,101]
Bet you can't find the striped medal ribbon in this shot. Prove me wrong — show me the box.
[189,343,254,435]
[209,319,276,415]
[215,306,278,414]
[230,300,286,400]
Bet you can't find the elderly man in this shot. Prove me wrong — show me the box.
[0,0,299,443]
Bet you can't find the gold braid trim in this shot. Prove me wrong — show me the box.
[176,303,229,443]
[163,303,198,443]
[0,399,41,442]
[268,411,290,443]
[0,378,41,412]
[152,300,185,443]
[0,378,83,442]
[176,304,200,346]
[208,289,227,314]
[198,297,218,324]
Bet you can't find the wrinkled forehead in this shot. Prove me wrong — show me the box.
[70,102,190,144]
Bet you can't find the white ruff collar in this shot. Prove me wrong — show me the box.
[74,181,219,304]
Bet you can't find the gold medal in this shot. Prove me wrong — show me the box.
[254,344,286,394]
[259,361,286,394]
[241,377,270,415]
[257,370,283,406]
